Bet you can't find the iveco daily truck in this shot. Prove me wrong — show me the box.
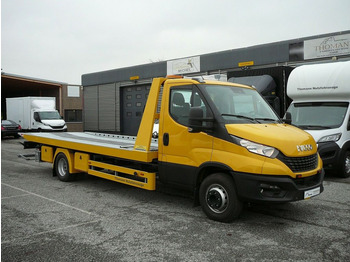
[23,77,324,222]
[6,97,67,132]
[286,61,350,178]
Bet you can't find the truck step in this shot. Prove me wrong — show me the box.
[88,160,156,191]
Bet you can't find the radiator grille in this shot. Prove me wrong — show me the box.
[277,153,318,172]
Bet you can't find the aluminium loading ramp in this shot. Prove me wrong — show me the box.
[22,132,159,163]
[22,132,158,190]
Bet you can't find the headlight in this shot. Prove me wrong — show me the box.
[231,135,279,158]
[318,133,341,143]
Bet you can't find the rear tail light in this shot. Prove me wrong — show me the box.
[1,126,5,131]
[18,125,22,130]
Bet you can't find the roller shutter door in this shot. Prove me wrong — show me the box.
[84,83,120,132]
[84,86,98,131]
[99,83,116,131]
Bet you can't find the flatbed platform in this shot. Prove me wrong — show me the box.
[22,132,159,163]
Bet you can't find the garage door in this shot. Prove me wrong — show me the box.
[121,85,151,135]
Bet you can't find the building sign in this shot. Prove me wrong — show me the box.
[129,75,140,81]
[167,56,200,75]
[304,33,350,60]
[238,61,254,67]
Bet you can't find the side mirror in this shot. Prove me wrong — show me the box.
[283,112,292,124]
[188,107,214,133]
[188,107,203,133]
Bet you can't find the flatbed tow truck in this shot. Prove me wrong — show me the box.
[23,77,324,222]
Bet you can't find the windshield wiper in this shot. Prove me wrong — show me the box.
[297,125,333,130]
[255,118,281,123]
[221,114,260,123]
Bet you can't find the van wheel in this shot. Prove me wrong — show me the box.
[199,173,243,223]
[339,151,350,178]
[55,153,74,182]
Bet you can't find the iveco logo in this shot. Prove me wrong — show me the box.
[297,144,313,152]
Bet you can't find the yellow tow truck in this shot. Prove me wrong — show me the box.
[23,76,324,222]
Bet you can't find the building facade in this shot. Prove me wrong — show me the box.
[82,30,350,135]
[1,73,83,131]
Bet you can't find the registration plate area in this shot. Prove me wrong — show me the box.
[304,187,320,199]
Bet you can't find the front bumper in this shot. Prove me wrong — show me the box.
[37,128,67,132]
[317,142,341,170]
[2,130,20,137]
[232,169,324,203]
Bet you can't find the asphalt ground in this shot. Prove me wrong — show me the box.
[1,137,350,262]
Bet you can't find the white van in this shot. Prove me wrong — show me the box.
[286,61,350,178]
[6,97,67,132]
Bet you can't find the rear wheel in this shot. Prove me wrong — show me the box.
[55,153,74,182]
[199,173,243,223]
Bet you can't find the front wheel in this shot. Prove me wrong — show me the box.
[55,153,74,182]
[338,151,350,178]
[199,173,243,223]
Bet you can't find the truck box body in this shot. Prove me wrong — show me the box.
[6,97,67,131]
[286,61,350,177]
[23,77,324,222]
[227,66,295,116]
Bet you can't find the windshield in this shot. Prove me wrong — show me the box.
[38,111,61,120]
[287,102,349,129]
[202,84,280,124]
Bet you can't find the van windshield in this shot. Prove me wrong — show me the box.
[38,111,61,120]
[287,102,349,129]
[202,84,280,124]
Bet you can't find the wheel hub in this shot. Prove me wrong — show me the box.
[57,158,67,176]
[207,185,228,213]
[345,155,350,174]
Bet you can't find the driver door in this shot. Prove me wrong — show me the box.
[158,84,214,189]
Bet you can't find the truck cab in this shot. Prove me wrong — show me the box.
[156,78,323,221]
[285,61,350,178]
[32,109,67,131]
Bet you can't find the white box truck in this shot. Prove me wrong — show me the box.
[6,97,67,132]
[285,61,350,178]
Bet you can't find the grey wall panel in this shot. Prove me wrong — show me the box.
[115,84,121,132]
[82,61,167,86]
[84,86,98,130]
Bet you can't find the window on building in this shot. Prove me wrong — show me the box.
[64,109,82,122]
[67,86,80,97]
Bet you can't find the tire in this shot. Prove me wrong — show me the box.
[199,173,243,223]
[55,153,74,182]
[338,151,350,178]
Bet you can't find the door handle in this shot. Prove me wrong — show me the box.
[163,133,169,146]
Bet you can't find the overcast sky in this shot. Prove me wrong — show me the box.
[1,0,350,84]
